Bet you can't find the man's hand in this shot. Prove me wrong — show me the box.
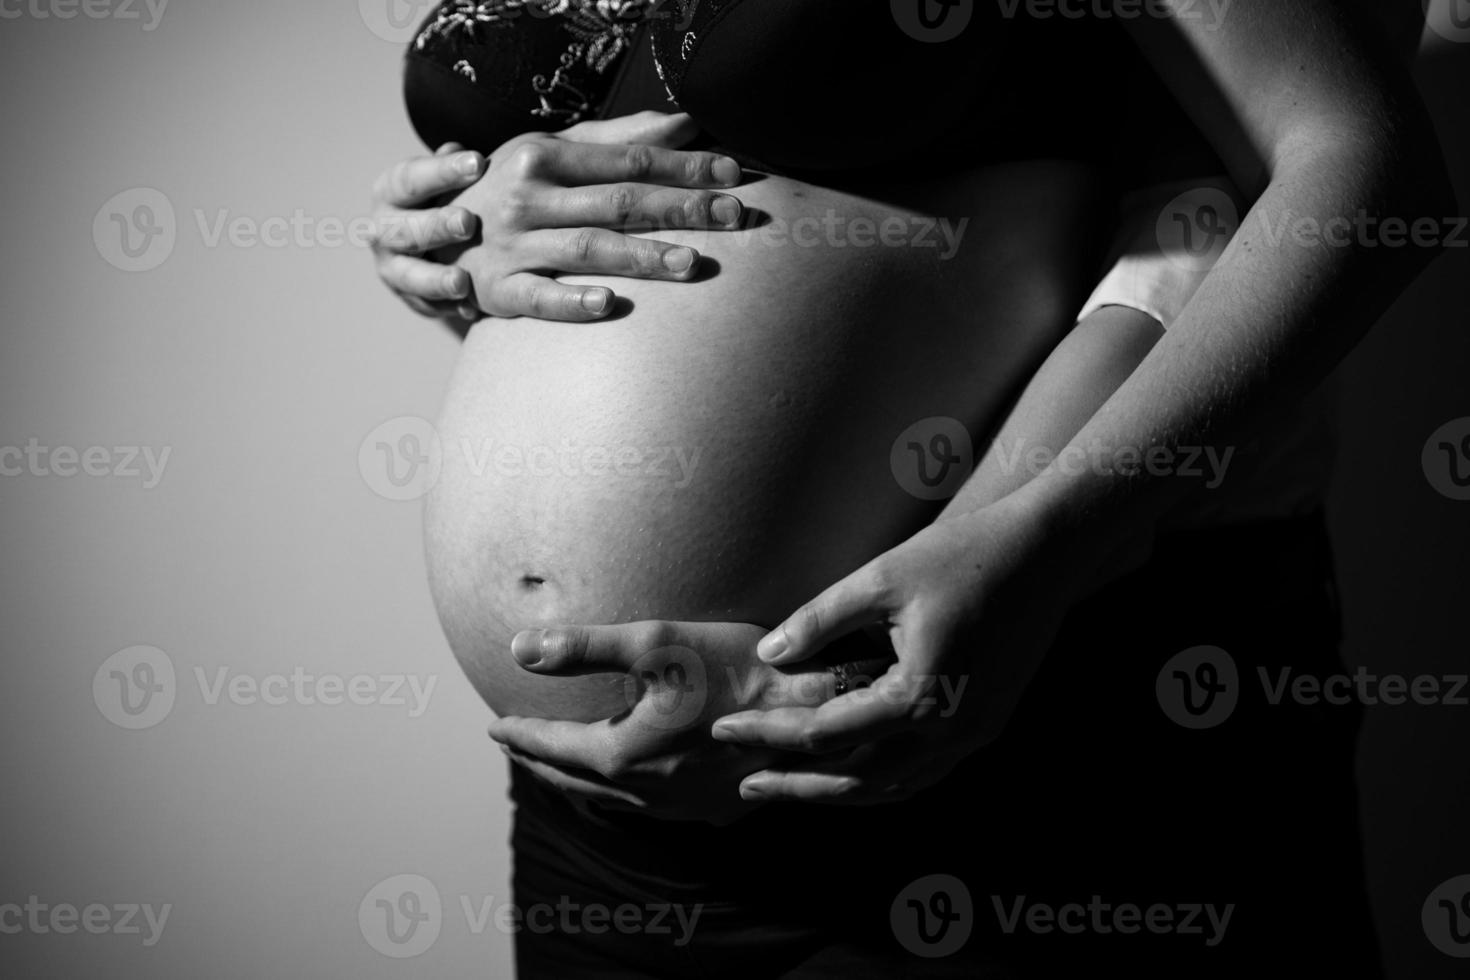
[709,495,1087,805]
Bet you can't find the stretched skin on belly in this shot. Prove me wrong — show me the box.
[424,161,1103,722]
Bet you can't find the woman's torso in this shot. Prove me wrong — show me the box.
[414,2,1121,720]
[426,163,1105,721]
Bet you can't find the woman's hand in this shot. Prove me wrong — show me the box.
[369,111,745,326]
[486,620,885,824]
[369,140,486,321]
[710,494,1088,805]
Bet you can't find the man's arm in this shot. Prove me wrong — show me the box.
[1013,0,1455,553]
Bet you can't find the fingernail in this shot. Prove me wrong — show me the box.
[663,247,695,273]
[712,157,741,186]
[456,152,481,177]
[756,629,788,663]
[740,780,770,801]
[710,721,738,740]
[711,195,741,226]
[582,289,610,314]
[443,271,467,298]
[511,630,544,667]
[449,212,471,237]
[458,304,479,322]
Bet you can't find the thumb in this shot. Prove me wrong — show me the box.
[561,110,700,148]
[510,622,653,674]
[758,566,889,667]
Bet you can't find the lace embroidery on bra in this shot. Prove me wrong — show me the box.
[650,0,737,102]
[414,0,653,124]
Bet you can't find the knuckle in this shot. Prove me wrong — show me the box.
[607,184,636,222]
[635,242,666,275]
[601,747,633,781]
[567,228,599,264]
[789,603,823,645]
[680,192,707,225]
[469,265,496,299]
[371,214,401,249]
[371,171,391,204]
[393,163,423,201]
[443,207,472,239]
[508,141,551,179]
[795,721,827,754]
[622,144,655,180]
[539,628,584,665]
[375,254,402,285]
[632,620,673,651]
[683,152,713,185]
[521,282,549,318]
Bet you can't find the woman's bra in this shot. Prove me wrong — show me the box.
[402,0,1124,177]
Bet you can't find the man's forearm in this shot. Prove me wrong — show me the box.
[1015,134,1455,557]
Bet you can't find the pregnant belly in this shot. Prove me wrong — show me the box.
[425,161,1100,721]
